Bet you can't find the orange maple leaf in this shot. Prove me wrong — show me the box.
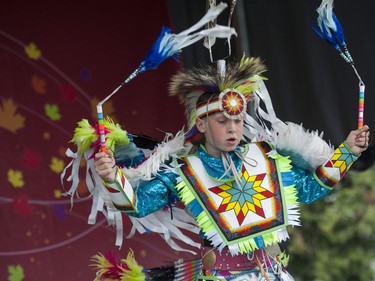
[0,99,25,133]
[31,74,46,94]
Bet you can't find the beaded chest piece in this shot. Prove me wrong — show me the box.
[175,142,300,255]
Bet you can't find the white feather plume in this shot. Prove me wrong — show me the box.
[271,122,334,171]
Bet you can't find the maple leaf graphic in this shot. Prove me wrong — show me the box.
[0,99,25,133]
[54,189,62,198]
[50,157,64,173]
[21,147,42,171]
[8,264,25,281]
[80,67,92,81]
[31,74,46,94]
[24,42,41,60]
[60,83,78,102]
[45,103,61,121]
[7,169,25,188]
[13,194,33,217]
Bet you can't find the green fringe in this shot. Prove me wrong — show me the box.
[175,181,195,205]
[269,153,299,207]
[278,251,290,267]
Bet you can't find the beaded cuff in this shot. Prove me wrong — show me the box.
[314,142,359,189]
[102,168,137,213]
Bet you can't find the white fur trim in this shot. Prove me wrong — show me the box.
[272,122,334,170]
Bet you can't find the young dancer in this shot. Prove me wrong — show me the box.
[92,57,370,280]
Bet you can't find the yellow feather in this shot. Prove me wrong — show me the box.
[90,253,116,280]
[120,249,146,281]
[71,119,98,154]
[103,117,130,152]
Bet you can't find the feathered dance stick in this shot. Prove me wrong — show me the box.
[312,0,365,128]
[97,2,237,152]
[91,251,202,281]
[91,250,147,281]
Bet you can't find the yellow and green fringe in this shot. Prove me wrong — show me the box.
[91,249,146,281]
[71,117,130,154]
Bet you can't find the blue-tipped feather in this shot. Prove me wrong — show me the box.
[140,27,179,72]
[100,3,236,106]
[331,12,346,47]
[312,20,338,49]
[313,3,353,63]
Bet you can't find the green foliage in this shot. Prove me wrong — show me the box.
[287,167,375,281]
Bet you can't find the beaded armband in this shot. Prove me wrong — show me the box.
[102,168,137,213]
[314,142,360,189]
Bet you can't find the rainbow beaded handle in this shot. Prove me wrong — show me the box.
[96,105,107,152]
[96,68,141,153]
[351,64,365,129]
[358,84,365,128]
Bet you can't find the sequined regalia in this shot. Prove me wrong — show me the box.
[90,123,358,281]
[63,57,361,281]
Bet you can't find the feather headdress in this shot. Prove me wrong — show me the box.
[169,55,267,134]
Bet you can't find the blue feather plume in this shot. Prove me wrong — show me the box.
[101,3,236,105]
[313,2,353,64]
[312,20,338,49]
[331,12,346,47]
[140,27,179,72]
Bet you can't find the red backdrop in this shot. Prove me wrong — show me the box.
[0,1,196,280]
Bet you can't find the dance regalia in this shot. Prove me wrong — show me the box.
[99,122,359,281]
[63,55,361,280]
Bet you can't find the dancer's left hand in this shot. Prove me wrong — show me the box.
[345,125,370,155]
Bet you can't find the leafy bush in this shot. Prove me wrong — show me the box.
[288,166,375,281]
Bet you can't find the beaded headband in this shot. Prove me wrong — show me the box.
[195,89,246,120]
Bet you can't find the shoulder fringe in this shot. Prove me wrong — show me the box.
[61,129,192,248]
[271,122,334,171]
[122,130,188,182]
[61,146,126,246]
[128,207,201,255]
[123,131,203,254]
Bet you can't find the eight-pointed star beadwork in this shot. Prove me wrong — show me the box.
[209,168,274,225]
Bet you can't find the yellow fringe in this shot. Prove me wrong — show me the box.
[120,249,146,281]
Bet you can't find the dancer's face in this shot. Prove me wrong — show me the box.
[196,112,243,158]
